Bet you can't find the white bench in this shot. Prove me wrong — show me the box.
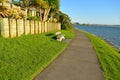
[55,32,65,41]
[55,32,61,35]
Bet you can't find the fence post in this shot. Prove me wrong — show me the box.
[41,22,44,33]
[47,22,49,32]
[0,18,10,37]
[38,21,41,33]
[58,23,61,30]
[38,21,40,33]
[44,22,47,32]
[31,20,34,34]
[0,18,4,37]
[36,21,39,33]
[29,20,34,34]
[29,20,31,34]
[34,20,36,34]
[53,23,55,31]
[12,19,16,37]
[26,20,30,34]
[19,19,24,36]
[16,19,19,37]
[23,19,27,35]
[34,20,39,34]
[8,18,12,37]
[49,22,51,32]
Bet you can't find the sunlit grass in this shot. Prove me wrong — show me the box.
[61,29,75,39]
[0,30,75,80]
[82,30,120,80]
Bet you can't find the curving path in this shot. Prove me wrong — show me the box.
[33,30,104,80]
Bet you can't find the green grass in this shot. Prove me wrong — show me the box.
[82,30,120,80]
[0,30,75,80]
[61,30,75,39]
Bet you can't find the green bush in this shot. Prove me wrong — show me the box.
[58,12,73,30]
[27,12,40,21]
[27,16,40,21]
[61,21,73,30]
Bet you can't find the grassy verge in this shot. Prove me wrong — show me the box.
[0,30,75,80]
[81,30,120,80]
[61,30,75,39]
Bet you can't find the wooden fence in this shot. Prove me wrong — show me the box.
[0,18,61,38]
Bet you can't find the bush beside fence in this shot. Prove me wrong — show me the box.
[0,18,61,38]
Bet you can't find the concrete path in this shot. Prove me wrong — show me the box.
[33,30,104,80]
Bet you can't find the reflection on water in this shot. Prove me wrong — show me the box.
[75,26,120,49]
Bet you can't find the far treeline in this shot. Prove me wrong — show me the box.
[0,0,73,30]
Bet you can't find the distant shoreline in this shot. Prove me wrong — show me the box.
[74,23,120,27]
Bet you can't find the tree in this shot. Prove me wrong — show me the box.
[0,6,9,18]
[0,0,9,18]
[0,0,6,3]
[31,0,48,21]
[21,0,30,7]
[12,0,60,22]
[32,0,60,22]
[13,0,20,6]
[59,12,73,30]
[43,0,60,22]
[46,0,59,22]
[17,0,31,17]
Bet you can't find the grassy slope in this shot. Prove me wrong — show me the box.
[0,30,75,80]
[61,30,75,39]
[82,31,120,80]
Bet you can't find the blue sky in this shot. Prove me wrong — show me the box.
[60,0,120,25]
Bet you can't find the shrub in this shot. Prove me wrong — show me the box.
[27,16,40,21]
[58,12,73,30]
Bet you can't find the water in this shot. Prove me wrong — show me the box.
[75,25,120,49]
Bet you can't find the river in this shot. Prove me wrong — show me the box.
[75,25,120,49]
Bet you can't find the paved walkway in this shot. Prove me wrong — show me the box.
[33,30,104,80]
